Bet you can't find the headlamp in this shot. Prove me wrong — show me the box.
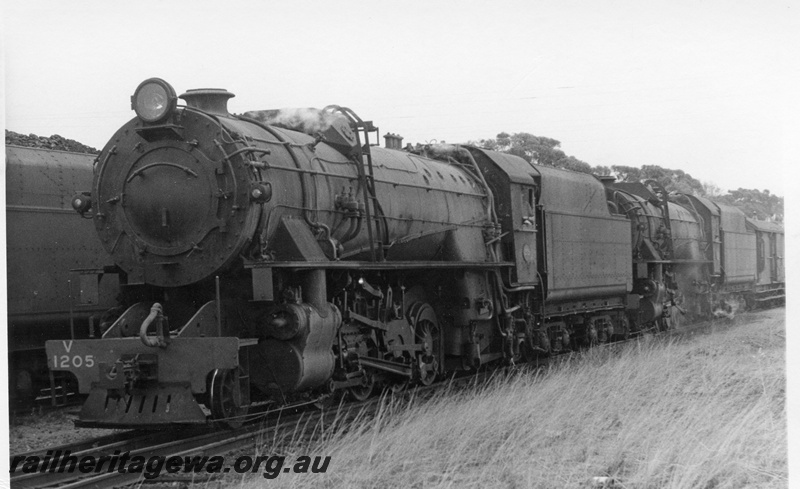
[131,78,177,123]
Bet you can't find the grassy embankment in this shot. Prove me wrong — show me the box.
[240,309,786,488]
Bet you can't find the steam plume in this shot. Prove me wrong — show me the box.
[242,108,346,135]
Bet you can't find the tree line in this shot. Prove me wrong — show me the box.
[467,132,783,222]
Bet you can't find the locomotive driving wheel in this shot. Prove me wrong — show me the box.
[410,302,440,387]
[208,368,248,428]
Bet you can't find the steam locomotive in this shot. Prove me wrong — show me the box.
[45,78,784,428]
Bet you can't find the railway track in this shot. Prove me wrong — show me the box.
[8,368,492,489]
[9,394,385,488]
[9,427,201,488]
[6,364,581,488]
[10,308,776,488]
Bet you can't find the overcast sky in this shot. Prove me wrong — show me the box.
[3,0,798,197]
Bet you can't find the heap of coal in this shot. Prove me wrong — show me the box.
[5,130,99,154]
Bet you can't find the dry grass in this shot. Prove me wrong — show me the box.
[239,309,786,489]
[8,407,119,454]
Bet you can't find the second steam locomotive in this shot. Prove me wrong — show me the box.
[46,78,784,428]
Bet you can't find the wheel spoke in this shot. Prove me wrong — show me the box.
[415,316,439,386]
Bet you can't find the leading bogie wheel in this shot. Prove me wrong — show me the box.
[348,370,374,402]
[208,368,248,428]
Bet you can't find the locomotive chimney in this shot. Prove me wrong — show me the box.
[384,133,404,150]
[179,88,235,116]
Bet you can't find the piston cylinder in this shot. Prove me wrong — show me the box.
[252,302,341,392]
